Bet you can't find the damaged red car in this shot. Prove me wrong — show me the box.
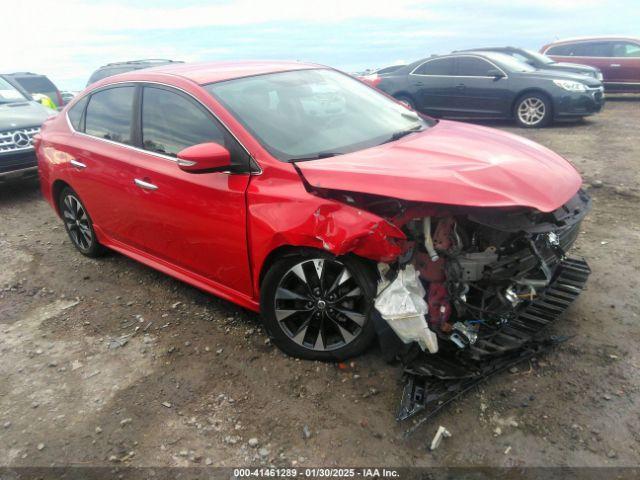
[36,61,591,419]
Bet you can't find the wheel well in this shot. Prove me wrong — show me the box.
[257,246,379,289]
[512,89,553,117]
[51,180,72,216]
[258,246,320,288]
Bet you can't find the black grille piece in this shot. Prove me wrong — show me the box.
[398,257,590,425]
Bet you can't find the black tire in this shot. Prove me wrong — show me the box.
[514,92,552,128]
[260,250,378,361]
[58,186,105,257]
[394,94,417,111]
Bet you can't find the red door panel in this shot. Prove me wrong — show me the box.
[67,137,147,251]
[126,151,253,296]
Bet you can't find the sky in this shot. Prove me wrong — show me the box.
[2,0,639,91]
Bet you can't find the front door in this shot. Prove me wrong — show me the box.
[410,57,458,116]
[450,56,509,118]
[128,85,253,296]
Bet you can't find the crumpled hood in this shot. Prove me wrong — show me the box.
[295,120,582,213]
[0,101,54,131]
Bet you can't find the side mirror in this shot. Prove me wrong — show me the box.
[487,69,506,79]
[177,142,231,173]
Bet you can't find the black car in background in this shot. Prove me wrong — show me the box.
[86,59,183,86]
[376,51,605,127]
[457,47,603,81]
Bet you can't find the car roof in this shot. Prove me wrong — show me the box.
[104,60,323,85]
[5,72,49,78]
[547,35,640,45]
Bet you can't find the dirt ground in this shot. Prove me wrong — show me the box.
[1,97,639,469]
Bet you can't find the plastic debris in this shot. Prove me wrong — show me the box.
[374,264,438,353]
[429,425,451,451]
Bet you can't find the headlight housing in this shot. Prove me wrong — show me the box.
[553,79,588,92]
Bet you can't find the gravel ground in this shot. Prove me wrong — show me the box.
[1,97,639,468]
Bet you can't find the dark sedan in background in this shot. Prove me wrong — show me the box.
[456,47,603,81]
[373,51,605,127]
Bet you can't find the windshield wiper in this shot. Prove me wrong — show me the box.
[384,124,424,144]
[289,152,341,162]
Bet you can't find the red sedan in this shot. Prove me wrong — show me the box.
[36,61,590,366]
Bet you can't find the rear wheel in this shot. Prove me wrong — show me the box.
[58,187,105,257]
[260,251,377,361]
[514,93,552,128]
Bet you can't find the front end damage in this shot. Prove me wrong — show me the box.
[316,186,592,423]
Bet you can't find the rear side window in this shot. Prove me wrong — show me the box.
[546,44,575,56]
[413,58,455,76]
[85,86,135,145]
[612,42,640,57]
[67,96,89,131]
[141,87,224,157]
[456,57,496,76]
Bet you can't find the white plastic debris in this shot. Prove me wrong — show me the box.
[374,264,438,353]
[430,425,451,451]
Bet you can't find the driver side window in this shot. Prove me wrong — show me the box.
[141,87,225,157]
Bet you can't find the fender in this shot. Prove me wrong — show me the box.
[247,170,406,295]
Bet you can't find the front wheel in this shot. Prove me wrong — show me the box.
[514,93,552,128]
[260,251,377,361]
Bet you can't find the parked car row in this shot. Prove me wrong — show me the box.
[361,36,639,128]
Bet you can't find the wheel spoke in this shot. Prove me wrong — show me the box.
[313,319,325,350]
[327,267,350,295]
[292,320,311,344]
[335,308,366,327]
[276,287,311,302]
[327,313,356,344]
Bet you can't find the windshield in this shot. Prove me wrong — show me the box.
[524,49,554,65]
[205,68,432,162]
[0,77,28,104]
[482,52,537,73]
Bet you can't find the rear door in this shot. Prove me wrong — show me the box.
[610,41,640,87]
[67,85,147,250]
[451,56,509,117]
[128,84,253,295]
[409,57,457,116]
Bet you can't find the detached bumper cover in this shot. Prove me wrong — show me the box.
[398,257,590,424]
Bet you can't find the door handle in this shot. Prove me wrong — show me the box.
[70,159,87,169]
[455,83,466,90]
[610,64,621,67]
[134,178,158,191]
[414,81,424,86]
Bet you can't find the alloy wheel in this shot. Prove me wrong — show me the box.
[273,258,367,352]
[62,194,93,250]
[517,97,546,126]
